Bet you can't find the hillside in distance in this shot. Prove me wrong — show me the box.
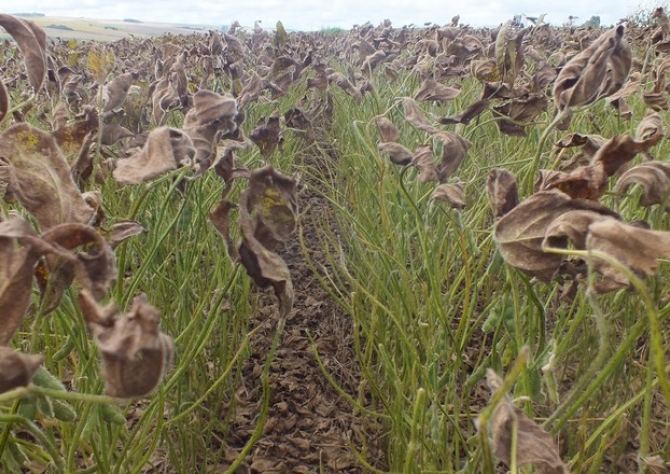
[2,15,222,41]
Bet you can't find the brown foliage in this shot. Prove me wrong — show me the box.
[113,127,195,183]
[553,25,630,112]
[0,14,47,93]
[0,123,95,229]
[486,370,570,473]
[79,291,173,398]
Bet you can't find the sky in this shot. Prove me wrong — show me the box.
[9,0,648,31]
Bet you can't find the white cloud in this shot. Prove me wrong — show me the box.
[9,0,644,30]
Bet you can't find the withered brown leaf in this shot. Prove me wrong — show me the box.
[402,98,441,134]
[411,145,439,183]
[0,14,47,93]
[107,221,146,249]
[0,217,45,345]
[192,89,238,127]
[250,114,282,159]
[414,79,461,102]
[378,142,413,166]
[0,347,42,394]
[493,190,617,281]
[372,116,400,143]
[240,167,298,317]
[615,161,670,210]
[79,291,173,398]
[586,219,670,292]
[554,25,629,112]
[430,182,466,209]
[433,132,472,182]
[438,98,490,125]
[37,223,117,313]
[0,79,8,125]
[635,109,664,142]
[113,127,195,184]
[0,123,95,229]
[487,168,519,219]
[485,370,570,473]
[103,71,139,112]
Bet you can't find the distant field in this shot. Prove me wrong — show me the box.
[1,15,221,41]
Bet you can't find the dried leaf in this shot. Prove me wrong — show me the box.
[0,123,95,229]
[79,291,173,398]
[493,190,617,281]
[402,98,440,134]
[636,109,664,142]
[486,370,570,473]
[246,166,299,251]
[0,14,47,93]
[438,98,489,125]
[0,217,44,345]
[591,131,663,177]
[372,116,400,143]
[250,114,282,158]
[433,132,472,182]
[103,71,139,112]
[38,223,117,312]
[100,124,133,146]
[411,145,439,183]
[53,105,99,155]
[378,142,413,166]
[587,219,670,292]
[542,210,615,251]
[640,455,669,474]
[113,127,195,184]
[0,79,8,125]
[108,221,146,249]
[415,79,461,102]
[554,25,629,112]
[487,168,519,219]
[0,347,42,394]
[193,89,238,126]
[615,162,670,210]
[431,182,466,209]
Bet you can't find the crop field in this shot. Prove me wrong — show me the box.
[0,9,669,474]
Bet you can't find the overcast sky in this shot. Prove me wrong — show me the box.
[9,0,647,31]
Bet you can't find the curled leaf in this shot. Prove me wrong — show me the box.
[0,123,95,229]
[587,219,670,292]
[372,116,400,143]
[430,182,466,209]
[0,14,47,93]
[250,114,282,158]
[415,79,461,102]
[113,127,195,184]
[0,79,8,125]
[433,132,472,182]
[485,370,570,473]
[378,142,412,166]
[79,291,173,398]
[554,25,630,112]
[37,223,117,313]
[493,190,617,281]
[107,221,146,249]
[411,145,439,183]
[487,168,519,219]
[0,347,42,394]
[0,217,44,345]
[615,161,670,210]
[402,98,440,134]
[192,89,238,126]
[103,71,139,112]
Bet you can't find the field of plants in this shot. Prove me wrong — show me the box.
[0,9,669,474]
